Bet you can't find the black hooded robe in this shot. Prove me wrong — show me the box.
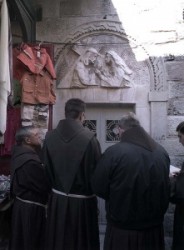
[170,162,184,250]
[43,119,101,250]
[9,145,51,250]
[92,126,170,250]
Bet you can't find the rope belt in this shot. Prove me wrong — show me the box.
[52,188,96,199]
[16,196,47,209]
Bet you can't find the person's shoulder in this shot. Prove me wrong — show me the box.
[104,142,122,154]
[45,128,57,140]
[119,141,136,150]
[82,127,95,140]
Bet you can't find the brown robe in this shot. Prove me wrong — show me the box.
[10,145,51,250]
[43,118,101,250]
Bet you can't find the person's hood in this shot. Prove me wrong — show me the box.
[56,118,86,143]
[11,145,41,180]
[121,126,157,151]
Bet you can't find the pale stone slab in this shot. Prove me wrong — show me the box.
[166,61,184,81]
[134,85,149,108]
[135,107,150,133]
[162,139,184,157]
[169,82,184,99]
[149,91,168,102]
[150,102,167,141]
[171,100,184,115]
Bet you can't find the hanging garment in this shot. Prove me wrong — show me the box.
[17,44,56,79]
[20,70,56,105]
[0,106,21,156]
[0,0,11,136]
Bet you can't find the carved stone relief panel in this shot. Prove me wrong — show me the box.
[149,56,166,91]
[54,21,165,92]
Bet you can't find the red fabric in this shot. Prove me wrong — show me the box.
[0,107,21,156]
[17,44,56,79]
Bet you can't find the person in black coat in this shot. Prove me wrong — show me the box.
[170,121,184,250]
[9,126,51,250]
[92,113,170,250]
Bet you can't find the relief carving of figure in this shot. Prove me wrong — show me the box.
[71,48,100,88]
[95,50,132,88]
[59,48,133,89]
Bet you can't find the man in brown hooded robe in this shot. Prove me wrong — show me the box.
[10,126,51,250]
[43,98,101,250]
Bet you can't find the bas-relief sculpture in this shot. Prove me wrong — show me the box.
[60,47,133,89]
[72,48,99,88]
[55,21,165,92]
[56,43,151,91]
[95,50,132,88]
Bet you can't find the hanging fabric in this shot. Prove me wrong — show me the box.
[0,0,11,139]
[15,43,56,125]
[0,106,21,156]
[17,43,56,79]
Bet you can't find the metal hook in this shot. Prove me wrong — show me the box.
[38,41,43,49]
